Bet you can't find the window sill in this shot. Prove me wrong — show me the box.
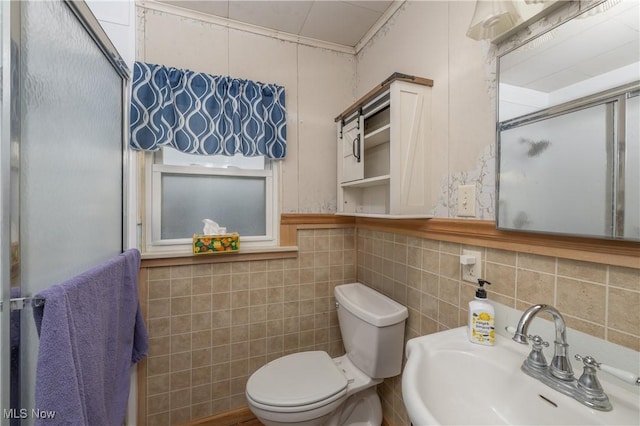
[140,246,299,268]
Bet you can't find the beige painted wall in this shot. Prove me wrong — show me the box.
[136,1,609,225]
[136,2,501,220]
[356,1,497,219]
[137,7,356,215]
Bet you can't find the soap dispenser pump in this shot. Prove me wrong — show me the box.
[468,279,495,346]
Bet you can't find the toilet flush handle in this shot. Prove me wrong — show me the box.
[335,301,340,309]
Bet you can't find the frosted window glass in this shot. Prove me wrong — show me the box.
[161,174,266,239]
[498,104,612,237]
[19,0,123,415]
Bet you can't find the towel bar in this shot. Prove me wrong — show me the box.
[0,297,45,312]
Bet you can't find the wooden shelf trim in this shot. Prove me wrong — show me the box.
[280,214,355,247]
[138,215,639,269]
[140,249,297,268]
[335,72,434,122]
[277,214,639,268]
[355,217,640,269]
[337,212,433,219]
[280,213,356,226]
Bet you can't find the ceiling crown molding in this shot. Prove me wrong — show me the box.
[355,0,405,54]
[138,0,357,54]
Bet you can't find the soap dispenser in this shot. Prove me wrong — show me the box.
[468,279,495,346]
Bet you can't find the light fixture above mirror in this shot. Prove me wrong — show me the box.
[466,1,522,40]
[466,0,563,42]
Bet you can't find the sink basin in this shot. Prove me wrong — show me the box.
[402,327,640,425]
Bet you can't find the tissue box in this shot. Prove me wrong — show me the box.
[193,233,240,255]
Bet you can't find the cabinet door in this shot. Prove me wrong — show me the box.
[389,81,432,215]
[340,118,364,183]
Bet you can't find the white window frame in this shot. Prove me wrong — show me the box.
[143,152,279,254]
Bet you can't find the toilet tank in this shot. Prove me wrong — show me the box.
[334,283,408,379]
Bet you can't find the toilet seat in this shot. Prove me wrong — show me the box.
[246,351,348,411]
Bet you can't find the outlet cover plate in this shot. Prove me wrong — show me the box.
[462,249,482,283]
[458,185,476,217]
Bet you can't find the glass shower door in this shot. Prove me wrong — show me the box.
[0,1,6,417]
[1,1,128,423]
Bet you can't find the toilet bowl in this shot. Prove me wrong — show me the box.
[246,351,349,426]
[246,283,408,426]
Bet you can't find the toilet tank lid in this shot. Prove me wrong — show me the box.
[335,283,408,327]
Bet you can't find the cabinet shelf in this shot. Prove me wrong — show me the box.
[340,175,390,188]
[364,124,390,148]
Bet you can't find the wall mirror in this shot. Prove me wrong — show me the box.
[497,0,639,241]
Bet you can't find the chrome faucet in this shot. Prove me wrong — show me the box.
[512,304,612,411]
[513,304,574,380]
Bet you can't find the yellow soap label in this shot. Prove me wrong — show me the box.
[471,312,495,344]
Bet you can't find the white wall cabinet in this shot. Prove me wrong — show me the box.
[336,74,434,217]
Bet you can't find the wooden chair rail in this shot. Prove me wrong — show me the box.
[280,214,640,269]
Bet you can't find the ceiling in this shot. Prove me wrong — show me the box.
[500,0,639,93]
[154,0,398,47]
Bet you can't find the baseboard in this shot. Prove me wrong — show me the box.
[382,415,395,426]
[180,407,260,426]
[180,406,395,426]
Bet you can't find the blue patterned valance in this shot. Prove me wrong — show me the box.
[129,61,286,159]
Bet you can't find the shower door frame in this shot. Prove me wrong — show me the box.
[0,1,131,422]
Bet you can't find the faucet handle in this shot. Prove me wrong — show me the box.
[574,354,606,397]
[576,354,640,386]
[528,334,549,349]
[575,354,599,368]
[524,335,549,371]
[574,354,612,410]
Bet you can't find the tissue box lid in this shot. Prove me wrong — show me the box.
[193,233,240,254]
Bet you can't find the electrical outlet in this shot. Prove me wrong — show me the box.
[461,249,482,283]
[457,185,476,217]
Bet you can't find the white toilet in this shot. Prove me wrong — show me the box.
[246,282,408,426]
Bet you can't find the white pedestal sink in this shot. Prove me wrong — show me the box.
[402,327,640,425]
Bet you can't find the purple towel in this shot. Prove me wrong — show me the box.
[32,249,149,426]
